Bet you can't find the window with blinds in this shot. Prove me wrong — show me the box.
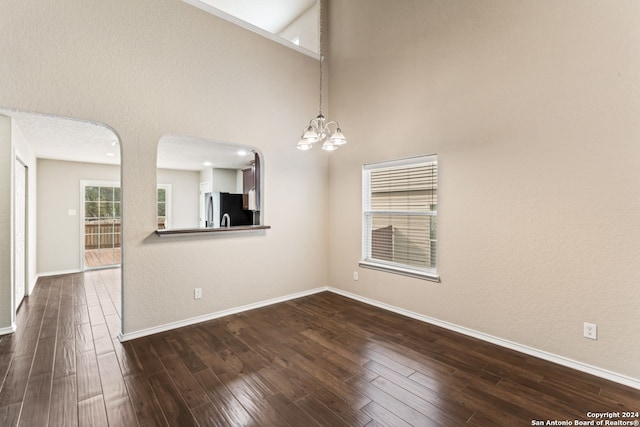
[361,155,439,281]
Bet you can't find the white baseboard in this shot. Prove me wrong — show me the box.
[0,323,17,336]
[119,287,328,342]
[116,283,639,390]
[28,277,38,295]
[37,269,82,278]
[328,287,640,391]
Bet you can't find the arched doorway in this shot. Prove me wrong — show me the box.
[0,107,123,335]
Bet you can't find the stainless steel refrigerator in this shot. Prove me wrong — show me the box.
[205,192,253,227]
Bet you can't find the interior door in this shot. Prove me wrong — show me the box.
[14,159,26,309]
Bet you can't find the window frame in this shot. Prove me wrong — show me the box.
[360,155,440,282]
[80,180,122,270]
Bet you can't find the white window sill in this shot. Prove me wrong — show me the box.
[359,261,441,282]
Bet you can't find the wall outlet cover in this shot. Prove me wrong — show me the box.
[583,322,597,340]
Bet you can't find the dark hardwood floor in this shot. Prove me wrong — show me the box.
[0,270,638,426]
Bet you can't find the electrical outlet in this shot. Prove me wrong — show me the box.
[353,271,359,281]
[583,322,597,340]
[194,288,202,300]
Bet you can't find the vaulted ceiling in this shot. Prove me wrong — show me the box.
[2,1,314,171]
[194,0,317,34]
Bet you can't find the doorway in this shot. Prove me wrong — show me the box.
[0,108,124,339]
[14,158,27,309]
[82,181,121,269]
[199,181,212,227]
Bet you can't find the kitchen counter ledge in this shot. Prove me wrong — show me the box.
[156,225,271,236]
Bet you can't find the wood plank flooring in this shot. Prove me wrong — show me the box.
[0,270,638,426]
[84,248,121,268]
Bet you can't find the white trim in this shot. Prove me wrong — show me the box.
[0,323,17,336]
[28,276,37,295]
[181,0,320,59]
[363,153,438,171]
[359,260,440,282]
[115,282,639,390]
[327,287,640,390]
[80,180,121,271]
[362,155,439,278]
[37,269,82,278]
[119,286,327,342]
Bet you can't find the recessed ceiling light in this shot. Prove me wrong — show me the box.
[203,161,212,166]
[105,152,115,157]
[238,150,248,156]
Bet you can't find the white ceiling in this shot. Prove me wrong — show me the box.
[196,0,317,34]
[158,135,256,171]
[1,108,256,171]
[1,108,121,166]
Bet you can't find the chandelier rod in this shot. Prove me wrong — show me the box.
[318,0,323,117]
[296,0,347,151]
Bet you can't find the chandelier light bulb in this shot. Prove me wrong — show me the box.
[322,141,338,151]
[297,140,313,151]
[302,126,320,143]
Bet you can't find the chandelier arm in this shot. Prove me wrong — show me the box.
[309,119,321,131]
[322,120,341,131]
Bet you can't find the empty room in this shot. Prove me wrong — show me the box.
[1,0,639,425]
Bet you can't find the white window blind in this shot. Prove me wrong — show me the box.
[361,155,439,281]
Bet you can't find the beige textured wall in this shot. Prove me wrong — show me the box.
[1,0,328,334]
[209,168,238,193]
[327,0,640,379]
[157,168,200,229]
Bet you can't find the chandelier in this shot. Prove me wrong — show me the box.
[297,0,347,151]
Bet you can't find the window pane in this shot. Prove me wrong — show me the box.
[158,188,166,202]
[370,164,437,192]
[102,202,115,218]
[370,214,434,269]
[85,186,99,201]
[84,183,121,268]
[99,219,115,234]
[371,190,437,212]
[85,202,99,218]
[363,156,438,277]
[430,216,437,240]
[85,233,99,249]
[158,202,166,216]
[99,187,114,201]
